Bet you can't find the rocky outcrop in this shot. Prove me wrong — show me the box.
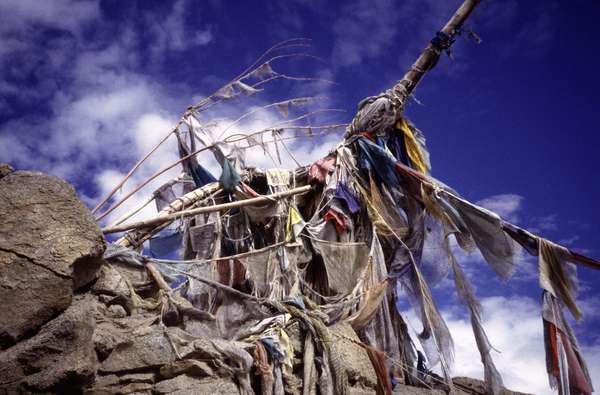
[0,170,105,349]
[0,295,98,393]
[0,168,533,395]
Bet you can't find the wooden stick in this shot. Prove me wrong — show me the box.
[146,262,171,291]
[115,184,222,248]
[95,145,214,222]
[103,184,313,234]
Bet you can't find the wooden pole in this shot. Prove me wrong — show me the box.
[115,183,222,248]
[103,184,312,234]
[391,0,481,107]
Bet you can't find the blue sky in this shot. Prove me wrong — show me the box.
[1,0,599,392]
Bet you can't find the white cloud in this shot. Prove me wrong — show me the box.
[0,0,100,34]
[476,194,524,223]
[447,296,550,394]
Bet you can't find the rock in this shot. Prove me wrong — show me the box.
[0,295,98,393]
[328,322,378,391]
[108,304,128,318]
[155,375,239,394]
[159,360,214,379]
[119,373,155,384]
[93,312,157,361]
[0,171,105,349]
[84,373,155,394]
[0,163,13,179]
[391,383,445,394]
[92,264,131,297]
[100,326,175,373]
[452,377,532,395]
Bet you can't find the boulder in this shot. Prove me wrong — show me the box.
[391,384,445,394]
[452,377,532,395]
[0,171,105,349]
[0,295,98,393]
[100,326,175,374]
[154,375,239,395]
[159,360,214,380]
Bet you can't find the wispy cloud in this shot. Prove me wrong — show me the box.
[331,0,400,67]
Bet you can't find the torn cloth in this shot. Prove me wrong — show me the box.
[312,238,369,295]
[308,155,336,184]
[334,182,361,214]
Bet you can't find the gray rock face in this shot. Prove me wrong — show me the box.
[0,171,105,349]
[0,295,98,393]
[100,326,176,374]
[154,375,239,395]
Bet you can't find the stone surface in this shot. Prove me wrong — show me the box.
[155,375,239,394]
[159,360,214,380]
[391,384,445,394]
[100,326,175,373]
[328,322,378,391]
[0,295,98,393]
[0,163,13,179]
[452,376,532,395]
[0,171,105,349]
[108,304,128,318]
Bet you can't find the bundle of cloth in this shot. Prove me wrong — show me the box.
[110,98,595,395]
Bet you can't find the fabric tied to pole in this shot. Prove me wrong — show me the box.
[219,158,241,192]
[286,206,305,242]
[539,238,581,320]
[266,168,291,190]
[356,137,401,194]
[542,291,593,395]
[308,155,336,184]
[396,118,430,174]
[335,182,361,214]
[149,228,183,258]
[189,222,216,259]
[177,131,217,188]
[445,194,518,280]
[154,184,177,212]
[312,238,369,295]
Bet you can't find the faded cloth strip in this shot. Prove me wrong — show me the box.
[286,206,306,241]
[253,341,274,395]
[348,280,388,330]
[365,345,393,395]
[237,184,279,224]
[355,179,408,238]
[335,182,361,214]
[266,168,291,188]
[241,248,278,297]
[449,244,504,395]
[539,238,581,320]
[396,118,429,174]
[308,155,336,184]
[542,291,593,395]
[189,222,215,258]
[154,184,177,212]
[311,238,369,295]
[445,194,518,280]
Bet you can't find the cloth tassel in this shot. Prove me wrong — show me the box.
[449,246,504,395]
[365,345,393,395]
[254,342,274,395]
[348,280,388,330]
